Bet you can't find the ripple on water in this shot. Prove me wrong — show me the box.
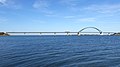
[1,36,120,67]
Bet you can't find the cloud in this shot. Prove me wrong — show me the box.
[0,17,7,23]
[60,0,78,6]
[77,18,96,22]
[83,4,120,14]
[60,0,79,11]
[45,13,57,17]
[64,16,75,19]
[31,19,46,24]
[0,0,21,9]
[0,0,7,5]
[33,0,48,10]
[33,0,57,17]
[60,1,120,14]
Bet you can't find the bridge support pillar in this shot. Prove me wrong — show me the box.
[66,33,69,36]
[77,32,80,36]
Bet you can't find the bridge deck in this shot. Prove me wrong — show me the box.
[6,32,115,33]
[4,27,116,35]
[5,32,115,36]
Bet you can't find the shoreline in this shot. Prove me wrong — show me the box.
[0,32,9,36]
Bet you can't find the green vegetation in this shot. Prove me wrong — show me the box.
[0,32,9,36]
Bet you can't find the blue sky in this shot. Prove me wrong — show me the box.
[0,0,120,32]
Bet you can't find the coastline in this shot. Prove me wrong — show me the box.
[0,32,9,36]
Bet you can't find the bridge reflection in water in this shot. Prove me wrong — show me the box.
[6,27,115,35]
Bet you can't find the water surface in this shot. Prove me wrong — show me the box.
[0,35,120,67]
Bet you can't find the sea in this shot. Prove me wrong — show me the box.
[0,35,120,67]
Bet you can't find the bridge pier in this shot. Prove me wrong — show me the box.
[66,32,69,36]
[77,32,80,36]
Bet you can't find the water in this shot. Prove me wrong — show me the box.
[0,35,120,67]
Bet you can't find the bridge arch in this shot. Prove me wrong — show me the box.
[78,27,102,35]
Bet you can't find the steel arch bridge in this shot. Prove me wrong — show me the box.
[77,27,102,35]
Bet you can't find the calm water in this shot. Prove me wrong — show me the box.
[0,35,120,67]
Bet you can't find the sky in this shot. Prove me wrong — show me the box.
[0,0,120,32]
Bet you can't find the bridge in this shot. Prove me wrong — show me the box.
[5,27,116,35]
